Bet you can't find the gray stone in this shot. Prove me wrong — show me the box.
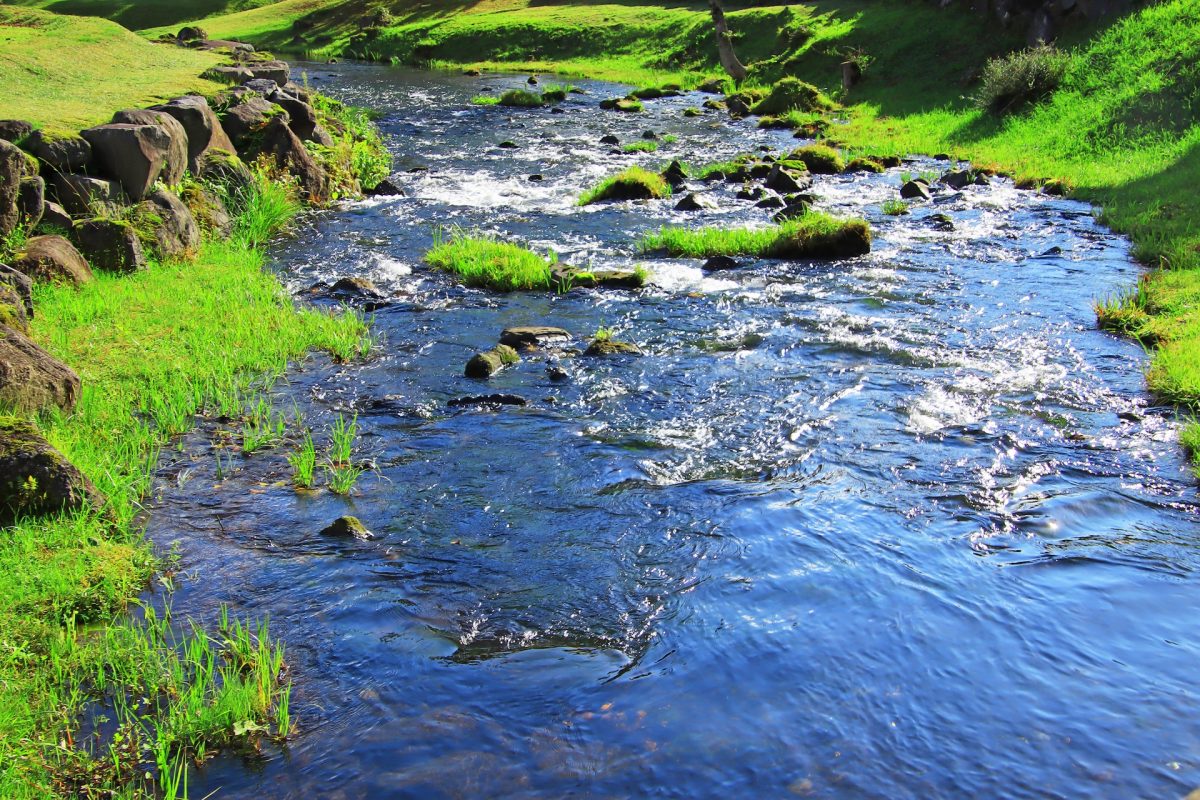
[111,109,189,188]
[47,173,127,217]
[72,219,146,273]
[0,420,104,527]
[674,192,716,211]
[151,95,237,173]
[220,97,284,149]
[80,123,173,201]
[0,326,81,413]
[900,180,932,200]
[499,326,571,349]
[246,60,290,86]
[25,131,91,173]
[12,235,93,286]
[140,189,200,258]
[252,116,328,200]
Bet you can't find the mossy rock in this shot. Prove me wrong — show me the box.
[0,420,103,527]
[845,158,885,174]
[751,78,834,116]
[0,324,81,413]
[584,339,643,357]
[319,515,374,539]
[465,344,520,378]
[767,219,872,260]
[499,89,544,108]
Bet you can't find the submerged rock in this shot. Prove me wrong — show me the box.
[447,393,527,408]
[367,178,404,196]
[499,326,571,349]
[0,420,104,527]
[939,169,973,190]
[320,515,374,540]
[702,255,740,272]
[599,134,619,145]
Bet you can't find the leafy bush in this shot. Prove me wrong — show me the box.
[976,44,1070,115]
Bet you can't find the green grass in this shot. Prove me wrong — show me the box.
[622,140,659,154]
[471,94,500,105]
[787,144,845,174]
[288,428,318,487]
[751,76,834,116]
[882,199,909,216]
[0,7,222,135]
[641,213,871,260]
[425,229,557,291]
[579,166,671,206]
[539,83,575,103]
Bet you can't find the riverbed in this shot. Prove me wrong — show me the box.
[148,63,1200,798]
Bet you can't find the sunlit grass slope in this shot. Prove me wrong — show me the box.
[0,6,222,133]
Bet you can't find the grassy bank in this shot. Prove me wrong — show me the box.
[0,6,222,134]
[1,175,369,795]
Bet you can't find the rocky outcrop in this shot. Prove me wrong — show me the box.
[0,140,26,236]
[0,120,32,143]
[151,95,236,173]
[16,177,44,231]
[81,123,173,201]
[139,189,200,258]
[72,220,145,273]
[465,344,520,378]
[12,235,93,286]
[25,131,91,174]
[251,116,329,200]
[0,325,81,413]
[48,173,127,217]
[0,421,103,528]
[111,109,189,187]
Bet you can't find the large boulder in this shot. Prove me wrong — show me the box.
[11,235,93,286]
[139,188,199,258]
[252,116,329,200]
[180,183,233,237]
[0,264,34,320]
[220,97,285,149]
[24,131,92,173]
[0,325,81,413]
[0,120,33,143]
[80,123,173,201]
[0,139,24,236]
[17,177,44,231]
[47,173,127,217]
[196,149,254,198]
[111,109,189,187]
[151,96,237,173]
[72,220,145,273]
[0,421,103,528]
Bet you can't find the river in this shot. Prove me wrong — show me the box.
[148,62,1200,798]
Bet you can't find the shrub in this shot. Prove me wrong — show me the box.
[641,213,871,260]
[787,144,845,174]
[579,166,671,205]
[499,89,545,108]
[751,77,834,116]
[425,229,556,291]
[975,44,1070,115]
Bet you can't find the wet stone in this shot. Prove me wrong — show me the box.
[320,515,374,539]
[499,326,571,349]
[448,394,527,408]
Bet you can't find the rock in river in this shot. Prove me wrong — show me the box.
[499,326,571,349]
[320,515,374,539]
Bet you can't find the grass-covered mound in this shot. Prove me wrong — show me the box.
[751,77,834,116]
[579,166,671,205]
[425,231,556,291]
[787,144,845,174]
[642,213,871,260]
[0,6,222,134]
[499,88,545,107]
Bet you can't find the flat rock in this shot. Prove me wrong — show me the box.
[584,339,642,357]
[499,325,571,349]
[448,394,527,408]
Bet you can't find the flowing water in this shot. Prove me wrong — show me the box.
[149,63,1200,798]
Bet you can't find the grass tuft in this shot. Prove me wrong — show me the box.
[579,166,671,206]
[642,213,871,260]
[425,229,557,291]
[499,89,545,108]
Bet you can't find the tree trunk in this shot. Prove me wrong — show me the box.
[709,0,748,82]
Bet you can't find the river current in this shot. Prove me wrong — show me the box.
[147,63,1200,798]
